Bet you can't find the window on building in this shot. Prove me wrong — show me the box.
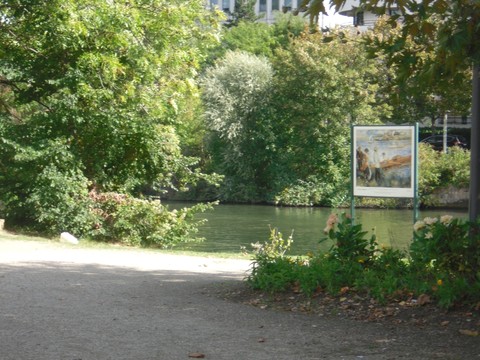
[223,0,230,12]
[272,0,279,11]
[210,0,218,7]
[282,0,292,11]
[354,11,364,26]
[259,0,267,12]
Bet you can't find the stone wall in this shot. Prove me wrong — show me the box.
[431,186,469,208]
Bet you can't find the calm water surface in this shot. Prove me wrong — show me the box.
[169,202,467,255]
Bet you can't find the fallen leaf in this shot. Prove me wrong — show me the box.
[188,352,206,358]
[375,338,395,343]
[440,321,450,326]
[459,329,479,337]
[417,294,431,306]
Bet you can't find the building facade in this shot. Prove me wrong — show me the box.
[209,0,304,24]
[337,0,403,31]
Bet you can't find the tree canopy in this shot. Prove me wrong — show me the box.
[0,0,221,235]
[201,31,389,205]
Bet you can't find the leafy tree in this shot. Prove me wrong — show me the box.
[365,17,471,127]
[201,51,275,201]
[224,0,259,27]
[221,21,279,58]
[0,0,221,236]
[209,13,307,63]
[271,31,390,206]
[271,12,308,48]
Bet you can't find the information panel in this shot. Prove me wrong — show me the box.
[353,125,416,198]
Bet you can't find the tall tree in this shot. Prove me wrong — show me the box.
[201,51,275,202]
[271,30,389,206]
[224,0,259,27]
[0,0,221,231]
[365,17,471,126]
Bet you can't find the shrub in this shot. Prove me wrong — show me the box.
[25,165,97,236]
[321,213,377,266]
[248,213,480,308]
[248,227,297,291]
[274,176,350,207]
[0,139,97,236]
[419,144,470,206]
[89,191,213,248]
[406,213,480,307]
[410,215,480,284]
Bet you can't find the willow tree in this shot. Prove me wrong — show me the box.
[0,0,221,235]
[201,51,275,202]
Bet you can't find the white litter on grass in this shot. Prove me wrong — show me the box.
[60,232,79,245]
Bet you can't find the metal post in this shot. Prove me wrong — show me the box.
[469,64,480,223]
[443,113,448,154]
[350,125,355,223]
[414,123,419,223]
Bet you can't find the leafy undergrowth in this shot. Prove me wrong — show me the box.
[242,213,480,341]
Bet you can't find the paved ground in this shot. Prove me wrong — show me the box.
[0,236,477,360]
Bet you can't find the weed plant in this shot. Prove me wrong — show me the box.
[247,213,480,308]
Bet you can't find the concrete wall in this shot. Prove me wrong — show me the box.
[430,186,469,208]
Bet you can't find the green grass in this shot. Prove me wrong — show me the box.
[0,229,250,260]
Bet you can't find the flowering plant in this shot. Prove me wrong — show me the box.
[321,213,377,266]
[410,215,480,283]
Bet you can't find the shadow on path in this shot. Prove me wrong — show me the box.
[0,250,477,359]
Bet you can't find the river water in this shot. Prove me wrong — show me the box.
[169,202,467,255]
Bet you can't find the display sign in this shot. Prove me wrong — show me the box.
[353,125,416,198]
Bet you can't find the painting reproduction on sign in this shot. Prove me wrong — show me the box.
[353,126,415,198]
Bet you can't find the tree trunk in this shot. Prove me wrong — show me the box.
[469,64,480,222]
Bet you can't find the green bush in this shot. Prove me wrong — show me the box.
[247,213,480,308]
[321,213,377,266]
[25,165,97,236]
[0,139,96,236]
[248,227,297,291]
[410,215,480,283]
[90,191,213,248]
[274,176,350,207]
[419,143,470,206]
[410,215,480,307]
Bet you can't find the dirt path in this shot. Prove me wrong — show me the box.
[0,237,478,359]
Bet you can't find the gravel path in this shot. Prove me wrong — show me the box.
[0,236,477,360]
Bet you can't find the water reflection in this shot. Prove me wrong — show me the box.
[168,202,467,255]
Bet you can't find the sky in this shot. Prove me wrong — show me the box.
[321,5,352,28]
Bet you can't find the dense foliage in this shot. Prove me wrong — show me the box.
[0,0,221,243]
[365,17,472,126]
[202,51,275,202]
[418,143,470,206]
[307,0,480,71]
[248,214,480,308]
[270,31,389,206]
[201,30,390,206]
